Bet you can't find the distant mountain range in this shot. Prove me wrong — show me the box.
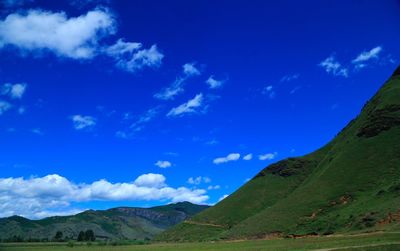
[0,202,209,241]
[158,66,400,241]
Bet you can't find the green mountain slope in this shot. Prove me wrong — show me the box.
[0,202,209,241]
[157,66,400,241]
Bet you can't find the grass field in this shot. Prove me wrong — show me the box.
[1,232,400,251]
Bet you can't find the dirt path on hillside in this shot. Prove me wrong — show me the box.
[184,220,226,228]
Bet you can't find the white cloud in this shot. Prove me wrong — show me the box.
[205,75,224,89]
[71,115,96,130]
[352,46,383,70]
[154,77,185,100]
[352,46,382,64]
[259,152,277,161]
[154,62,201,101]
[0,9,115,59]
[105,38,142,57]
[167,93,204,117]
[31,128,43,135]
[263,85,276,99]
[243,154,252,161]
[183,62,200,76]
[116,106,161,139]
[133,173,166,188]
[280,74,299,82]
[218,194,228,202]
[155,160,172,169]
[187,176,211,185]
[0,173,209,219]
[213,153,240,164]
[0,100,12,115]
[113,44,164,73]
[290,86,301,95]
[207,185,220,190]
[319,56,348,77]
[1,83,27,99]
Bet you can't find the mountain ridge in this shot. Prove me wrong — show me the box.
[0,201,209,241]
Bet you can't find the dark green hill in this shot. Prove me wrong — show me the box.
[157,66,400,242]
[0,202,209,241]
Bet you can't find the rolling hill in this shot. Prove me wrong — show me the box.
[157,66,400,241]
[0,202,208,241]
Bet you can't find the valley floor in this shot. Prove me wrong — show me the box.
[1,232,400,251]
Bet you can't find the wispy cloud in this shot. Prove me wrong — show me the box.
[319,56,349,77]
[154,63,201,100]
[71,115,97,130]
[280,74,299,82]
[263,85,276,99]
[116,106,161,139]
[167,93,204,117]
[187,176,211,185]
[352,46,382,70]
[0,100,12,115]
[213,153,240,164]
[259,152,277,161]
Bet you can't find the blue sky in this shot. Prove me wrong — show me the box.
[0,0,399,219]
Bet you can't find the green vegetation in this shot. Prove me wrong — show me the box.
[0,202,208,242]
[1,232,400,250]
[158,66,400,241]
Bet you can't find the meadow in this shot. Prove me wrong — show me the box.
[1,232,400,251]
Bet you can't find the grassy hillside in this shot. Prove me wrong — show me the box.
[157,66,400,241]
[0,202,208,241]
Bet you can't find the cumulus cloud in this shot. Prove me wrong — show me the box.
[243,154,252,161]
[213,153,240,164]
[319,56,348,77]
[155,160,172,168]
[0,9,115,59]
[1,83,27,99]
[206,75,224,89]
[133,173,166,188]
[259,152,277,161]
[0,173,209,219]
[187,176,211,185]
[71,115,96,130]
[0,9,164,73]
[154,63,201,101]
[167,93,204,117]
[0,100,12,115]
